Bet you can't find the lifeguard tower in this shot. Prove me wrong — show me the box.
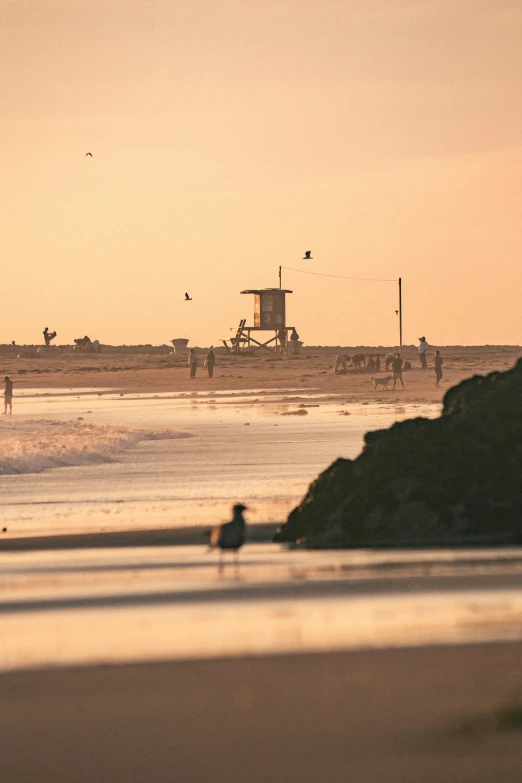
[222,288,294,354]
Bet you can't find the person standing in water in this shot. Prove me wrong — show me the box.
[188,348,198,378]
[206,348,215,378]
[392,353,405,390]
[3,376,13,415]
[434,350,444,387]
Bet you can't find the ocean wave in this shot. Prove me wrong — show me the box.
[0,419,193,475]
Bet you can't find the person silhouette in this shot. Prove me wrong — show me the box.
[392,353,405,390]
[3,376,13,415]
[434,350,444,387]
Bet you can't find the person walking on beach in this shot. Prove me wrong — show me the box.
[3,376,13,415]
[434,350,444,387]
[392,353,404,390]
[188,348,198,378]
[206,348,215,378]
[419,336,428,369]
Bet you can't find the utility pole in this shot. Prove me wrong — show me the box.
[279,265,282,289]
[398,277,403,351]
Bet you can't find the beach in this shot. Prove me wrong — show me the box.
[2,343,519,399]
[1,344,522,780]
[2,644,522,783]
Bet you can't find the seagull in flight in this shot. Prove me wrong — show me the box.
[86,152,93,157]
[185,292,192,301]
[303,250,313,260]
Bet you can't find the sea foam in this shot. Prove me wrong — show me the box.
[0,419,193,475]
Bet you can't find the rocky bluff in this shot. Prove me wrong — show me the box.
[275,359,522,547]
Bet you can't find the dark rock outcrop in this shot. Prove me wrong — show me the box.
[275,359,522,547]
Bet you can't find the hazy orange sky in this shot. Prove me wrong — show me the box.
[1,0,521,347]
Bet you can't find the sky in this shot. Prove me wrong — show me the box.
[1,0,521,347]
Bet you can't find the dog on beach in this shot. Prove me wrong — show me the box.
[371,374,392,389]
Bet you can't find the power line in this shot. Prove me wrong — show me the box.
[281,265,396,282]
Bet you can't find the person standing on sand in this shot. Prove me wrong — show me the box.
[206,348,215,378]
[419,336,429,369]
[188,348,198,379]
[290,329,300,355]
[434,350,444,387]
[43,327,57,347]
[3,376,13,415]
[392,353,404,390]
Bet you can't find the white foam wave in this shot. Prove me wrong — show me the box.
[0,419,193,475]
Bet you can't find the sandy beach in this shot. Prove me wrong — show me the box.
[2,643,522,783]
[1,344,522,781]
[1,343,520,400]
[5,0,522,776]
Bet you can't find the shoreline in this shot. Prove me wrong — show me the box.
[0,345,519,405]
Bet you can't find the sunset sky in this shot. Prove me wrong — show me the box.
[1,0,521,347]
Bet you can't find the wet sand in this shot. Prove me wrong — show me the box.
[1,343,519,537]
[1,643,521,783]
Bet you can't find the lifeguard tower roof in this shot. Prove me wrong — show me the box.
[240,288,293,294]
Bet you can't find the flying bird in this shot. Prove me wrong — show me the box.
[85,152,93,157]
[185,292,192,301]
[210,503,248,572]
[303,250,313,260]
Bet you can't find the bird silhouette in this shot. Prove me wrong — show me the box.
[303,250,312,260]
[185,292,192,301]
[395,310,399,315]
[86,152,93,157]
[210,503,248,572]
